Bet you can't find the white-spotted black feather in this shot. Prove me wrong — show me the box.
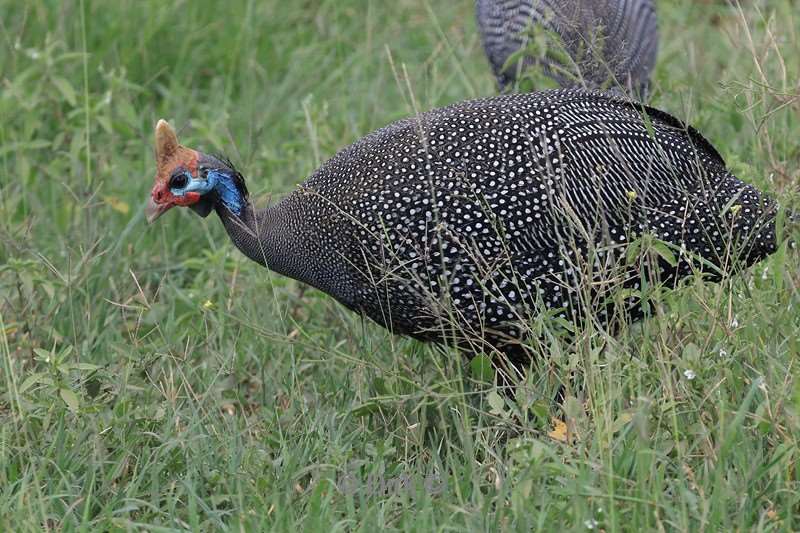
[476,0,659,96]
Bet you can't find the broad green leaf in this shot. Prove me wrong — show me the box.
[487,390,506,416]
[51,76,77,107]
[60,388,80,412]
[33,348,52,361]
[470,354,494,383]
[625,238,642,265]
[651,240,678,267]
[19,372,47,394]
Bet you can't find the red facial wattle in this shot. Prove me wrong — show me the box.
[174,191,201,205]
[145,182,203,223]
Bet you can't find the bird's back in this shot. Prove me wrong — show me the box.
[272,90,776,351]
[476,0,659,95]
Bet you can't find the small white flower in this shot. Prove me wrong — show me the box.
[684,369,696,380]
[719,348,728,358]
[584,518,598,529]
[730,317,739,329]
[762,267,769,280]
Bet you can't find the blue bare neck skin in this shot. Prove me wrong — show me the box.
[207,169,245,215]
[171,169,245,215]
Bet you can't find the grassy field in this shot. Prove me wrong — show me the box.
[1,0,799,530]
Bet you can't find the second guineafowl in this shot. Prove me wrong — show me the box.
[146,89,778,364]
[476,0,659,96]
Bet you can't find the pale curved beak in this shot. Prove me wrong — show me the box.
[145,196,173,224]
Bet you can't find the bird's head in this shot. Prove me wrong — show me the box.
[145,119,248,223]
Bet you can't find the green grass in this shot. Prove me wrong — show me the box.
[1,0,799,530]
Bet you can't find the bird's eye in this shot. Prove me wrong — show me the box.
[169,172,189,190]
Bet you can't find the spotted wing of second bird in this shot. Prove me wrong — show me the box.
[267,90,776,356]
[476,0,659,96]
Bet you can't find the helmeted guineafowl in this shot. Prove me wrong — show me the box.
[146,89,779,364]
[476,0,659,96]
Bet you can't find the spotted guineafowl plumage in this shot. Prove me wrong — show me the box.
[147,89,779,363]
[476,0,659,96]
